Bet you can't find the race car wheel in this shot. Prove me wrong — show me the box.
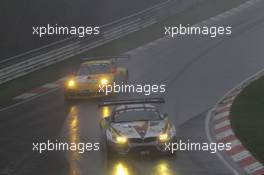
[106,144,115,160]
[64,92,70,100]
[64,91,75,101]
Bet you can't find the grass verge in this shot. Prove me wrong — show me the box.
[231,76,264,164]
[0,0,248,107]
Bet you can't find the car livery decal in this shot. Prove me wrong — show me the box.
[133,121,149,138]
[111,120,167,138]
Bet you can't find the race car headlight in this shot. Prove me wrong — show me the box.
[116,136,127,144]
[159,133,169,142]
[100,78,108,85]
[67,79,76,88]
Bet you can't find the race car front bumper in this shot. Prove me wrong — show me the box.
[107,136,176,155]
[64,89,109,99]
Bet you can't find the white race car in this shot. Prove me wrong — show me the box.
[99,98,176,156]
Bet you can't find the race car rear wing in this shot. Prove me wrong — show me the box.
[81,55,130,62]
[98,97,165,107]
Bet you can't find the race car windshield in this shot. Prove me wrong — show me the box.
[114,110,161,122]
[78,63,111,75]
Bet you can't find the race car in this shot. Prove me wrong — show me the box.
[64,56,128,99]
[99,98,177,156]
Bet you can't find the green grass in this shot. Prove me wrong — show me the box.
[231,77,264,164]
[0,0,249,107]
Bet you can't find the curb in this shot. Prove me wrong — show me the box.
[2,0,261,111]
[12,77,66,101]
[206,70,264,175]
[0,77,67,112]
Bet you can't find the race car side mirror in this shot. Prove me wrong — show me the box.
[162,113,168,119]
[104,117,110,122]
[100,117,110,128]
[111,68,117,74]
[70,71,76,76]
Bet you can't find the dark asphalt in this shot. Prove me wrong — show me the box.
[0,0,164,60]
[1,0,264,174]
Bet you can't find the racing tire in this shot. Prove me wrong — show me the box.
[64,92,71,101]
[106,144,115,160]
[64,92,76,103]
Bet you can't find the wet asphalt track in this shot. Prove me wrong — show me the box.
[1,0,264,174]
[0,0,165,59]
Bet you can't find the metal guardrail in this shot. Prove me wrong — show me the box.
[0,0,201,84]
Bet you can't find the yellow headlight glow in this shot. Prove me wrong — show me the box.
[100,78,108,85]
[116,136,127,144]
[67,79,76,88]
[102,106,110,118]
[159,133,169,142]
[113,163,129,175]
